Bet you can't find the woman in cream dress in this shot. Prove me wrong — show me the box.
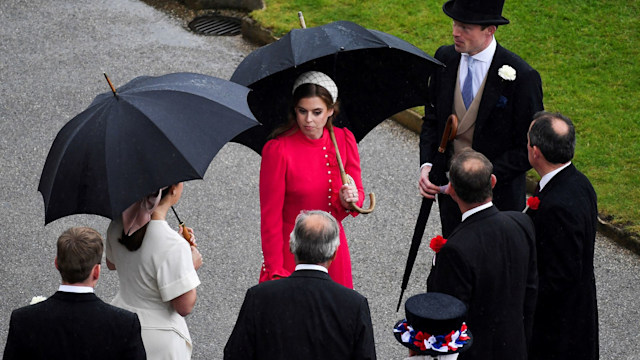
[106,182,203,359]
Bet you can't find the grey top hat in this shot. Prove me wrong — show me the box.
[443,0,510,25]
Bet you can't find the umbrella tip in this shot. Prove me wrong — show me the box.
[298,11,306,29]
[103,73,118,98]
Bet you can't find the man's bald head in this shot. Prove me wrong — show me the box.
[449,149,494,204]
[289,210,340,265]
[528,111,576,164]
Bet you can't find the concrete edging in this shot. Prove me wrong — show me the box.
[238,17,640,256]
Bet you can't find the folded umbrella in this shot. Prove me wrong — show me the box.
[38,72,259,224]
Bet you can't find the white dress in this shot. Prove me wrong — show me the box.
[107,219,200,360]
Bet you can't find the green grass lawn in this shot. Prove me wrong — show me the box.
[250,0,640,232]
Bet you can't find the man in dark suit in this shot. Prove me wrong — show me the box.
[427,149,538,360]
[224,210,376,360]
[419,0,544,237]
[526,111,598,360]
[3,227,146,360]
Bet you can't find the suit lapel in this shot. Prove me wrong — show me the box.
[441,49,460,117]
[476,44,505,130]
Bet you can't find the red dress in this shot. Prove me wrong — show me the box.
[259,126,364,288]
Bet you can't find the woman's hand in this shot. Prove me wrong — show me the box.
[178,225,196,246]
[191,245,203,271]
[339,183,359,209]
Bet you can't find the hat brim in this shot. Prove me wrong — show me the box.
[442,0,510,25]
[393,319,474,356]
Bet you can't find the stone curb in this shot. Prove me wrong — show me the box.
[239,16,640,256]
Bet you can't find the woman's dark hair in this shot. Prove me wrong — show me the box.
[269,83,340,139]
[119,186,173,251]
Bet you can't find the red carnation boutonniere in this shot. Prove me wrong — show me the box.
[430,235,448,253]
[523,196,540,212]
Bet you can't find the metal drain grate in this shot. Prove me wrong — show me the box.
[188,15,241,36]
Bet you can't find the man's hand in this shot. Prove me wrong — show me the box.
[419,165,441,199]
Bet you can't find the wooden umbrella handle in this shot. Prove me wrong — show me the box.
[328,123,375,214]
[438,114,458,153]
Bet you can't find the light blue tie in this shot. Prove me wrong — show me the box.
[462,57,474,109]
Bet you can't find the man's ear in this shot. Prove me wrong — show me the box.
[445,182,455,196]
[54,257,59,270]
[490,174,497,189]
[92,264,101,281]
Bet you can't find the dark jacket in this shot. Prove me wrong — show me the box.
[224,270,376,360]
[420,43,544,211]
[526,164,599,360]
[427,206,538,360]
[3,291,146,360]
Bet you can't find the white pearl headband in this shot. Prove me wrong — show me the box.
[292,71,339,103]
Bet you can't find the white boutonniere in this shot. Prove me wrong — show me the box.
[498,65,516,81]
[30,296,47,305]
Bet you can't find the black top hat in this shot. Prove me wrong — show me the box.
[393,293,473,356]
[443,0,510,25]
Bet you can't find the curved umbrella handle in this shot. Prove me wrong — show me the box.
[438,114,458,153]
[328,123,375,214]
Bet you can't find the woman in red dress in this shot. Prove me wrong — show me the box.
[259,71,364,288]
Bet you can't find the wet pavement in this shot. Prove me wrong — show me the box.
[1,0,639,358]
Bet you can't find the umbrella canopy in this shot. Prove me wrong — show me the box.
[38,72,259,224]
[230,20,444,154]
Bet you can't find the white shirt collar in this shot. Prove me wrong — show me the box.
[539,162,572,191]
[460,37,496,96]
[58,285,94,293]
[295,264,328,273]
[470,36,496,63]
[461,201,493,222]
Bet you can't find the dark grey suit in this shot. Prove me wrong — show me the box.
[420,43,544,236]
[427,206,538,360]
[526,164,599,360]
[3,291,146,360]
[224,270,376,360]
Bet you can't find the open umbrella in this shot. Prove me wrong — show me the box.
[38,72,259,224]
[229,19,444,154]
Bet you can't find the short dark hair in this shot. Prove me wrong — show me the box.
[449,149,493,204]
[57,227,103,284]
[529,111,575,164]
[289,210,340,264]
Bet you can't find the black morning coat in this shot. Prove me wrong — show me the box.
[420,43,544,212]
[526,164,599,360]
[3,291,146,360]
[427,206,538,360]
[224,270,376,360]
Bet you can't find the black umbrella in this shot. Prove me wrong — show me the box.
[229,20,444,154]
[38,72,259,224]
[396,114,458,311]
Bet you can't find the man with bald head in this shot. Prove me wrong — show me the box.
[427,149,538,360]
[224,210,376,360]
[526,111,598,360]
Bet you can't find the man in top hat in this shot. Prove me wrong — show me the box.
[394,292,472,359]
[224,210,376,359]
[526,111,598,360]
[427,149,538,360]
[419,0,544,237]
[3,227,146,359]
